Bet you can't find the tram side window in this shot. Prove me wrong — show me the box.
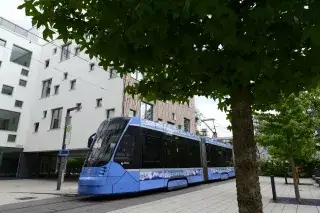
[185,139,201,168]
[142,135,162,168]
[114,126,141,169]
[163,138,178,168]
[206,144,232,167]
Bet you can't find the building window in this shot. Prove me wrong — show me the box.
[0,61,2,68]
[50,108,62,129]
[130,71,143,80]
[53,48,57,54]
[96,98,102,107]
[7,134,17,142]
[45,59,50,68]
[167,121,175,125]
[158,118,163,122]
[140,102,153,120]
[89,63,95,71]
[34,122,39,132]
[19,79,27,87]
[63,72,68,80]
[0,109,20,131]
[10,45,32,67]
[129,109,136,117]
[1,85,14,96]
[54,85,59,95]
[184,118,191,132]
[76,103,82,111]
[21,68,29,76]
[178,125,182,129]
[43,110,47,118]
[14,100,23,108]
[109,69,117,78]
[41,79,52,98]
[70,79,76,90]
[61,43,71,61]
[106,109,115,119]
[172,113,176,120]
[0,38,6,47]
[75,46,80,56]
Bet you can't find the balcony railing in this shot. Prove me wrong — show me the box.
[0,17,38,42]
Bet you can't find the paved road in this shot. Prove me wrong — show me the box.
[1,177,320,213]
[0,180,233,213]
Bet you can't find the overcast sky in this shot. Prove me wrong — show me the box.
[0,0,232,137]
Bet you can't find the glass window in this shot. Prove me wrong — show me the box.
[34,122,39,132]
[167,121,175,125]
[19,79,27,87]
[106,109,115,119]
[70,80,76,90]
[63,72,68,80]
[10,45,32,67]
[75,46,80,55]
[7,134,16,142]
[43,110,47,118]
[21,69,29,76]
[142,135,162,168]
[109,69,117,78]
[172,113,176,120]
[1,85,13,95]
[50,108,62,129]
[184,118,190,132]
[54,85,59,95]
[96,98,102,107]
[140,102,153,120]
[129,109,136,117]
[178,125,182,129]
[53,48,57,54]
[45,59,50,68]
[61,43,71,61]
[14,100,23,108]
[41,79,52,98]
[0,38,6,47]
[89,63,95,71]
[0,109,20,131]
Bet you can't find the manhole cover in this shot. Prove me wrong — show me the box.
[16,197,37,201]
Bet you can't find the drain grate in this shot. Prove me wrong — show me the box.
[16,196,37,201]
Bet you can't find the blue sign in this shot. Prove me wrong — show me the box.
[58,149,69,156]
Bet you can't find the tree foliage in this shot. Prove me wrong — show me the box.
[256,90,320,162]
[18,0,320,107]
[256,89,320,201]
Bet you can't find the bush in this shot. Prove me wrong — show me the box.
[259,159,320,177]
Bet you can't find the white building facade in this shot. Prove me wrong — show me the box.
[0,17,196,178]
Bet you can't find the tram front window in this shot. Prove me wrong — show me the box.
[84,118,129,167]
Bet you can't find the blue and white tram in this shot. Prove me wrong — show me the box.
[78,117,234,195]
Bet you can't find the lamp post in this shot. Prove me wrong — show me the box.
[56,106,80,191]
[201,118,218,138]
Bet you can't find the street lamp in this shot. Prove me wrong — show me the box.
[56,105,80,191]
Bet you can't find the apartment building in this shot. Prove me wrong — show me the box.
[0,17,196,178]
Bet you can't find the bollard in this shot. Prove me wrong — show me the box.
[285,174,288,184]
[271,176,277,201]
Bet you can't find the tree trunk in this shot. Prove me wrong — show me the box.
[230,88,263,213]
[290,157,301,202]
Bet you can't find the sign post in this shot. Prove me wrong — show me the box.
[56,106,79,191]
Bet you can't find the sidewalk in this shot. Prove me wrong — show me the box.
[0,179,78,206]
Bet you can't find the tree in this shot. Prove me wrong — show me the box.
[256,90,320,202]
[19,1,320,212]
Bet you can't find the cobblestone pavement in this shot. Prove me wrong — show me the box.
[0,177,320,213]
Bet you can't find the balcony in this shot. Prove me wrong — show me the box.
[0,17,38,42]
